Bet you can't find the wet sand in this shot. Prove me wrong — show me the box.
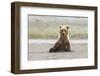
[28,39,88,61]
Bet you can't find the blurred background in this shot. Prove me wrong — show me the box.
[28,15,88,39]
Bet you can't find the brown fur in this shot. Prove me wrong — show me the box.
[49,25,71,52]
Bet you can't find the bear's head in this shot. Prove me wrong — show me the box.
[59,25,69,37]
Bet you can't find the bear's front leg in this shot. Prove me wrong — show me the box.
[49,41,61,52]
[49,48,57,52]
[64,40,71,52]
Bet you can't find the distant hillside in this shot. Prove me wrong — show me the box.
[28,15,88,39]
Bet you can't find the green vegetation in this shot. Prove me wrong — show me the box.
[29,24,88,39]
[28,15,88,39]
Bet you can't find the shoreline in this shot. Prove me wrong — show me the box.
[29,39,88,44]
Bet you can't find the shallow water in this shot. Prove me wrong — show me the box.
[28,39,88,61]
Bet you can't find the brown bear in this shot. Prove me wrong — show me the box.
[49,25,71,52]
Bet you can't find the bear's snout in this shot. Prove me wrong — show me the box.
[62,33,64,36]
[61,30,68,36]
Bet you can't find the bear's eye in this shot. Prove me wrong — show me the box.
[61,30,63,32]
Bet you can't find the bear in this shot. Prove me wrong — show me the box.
[49,25,71,52]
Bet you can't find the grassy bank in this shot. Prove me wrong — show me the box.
[28,15,88,39]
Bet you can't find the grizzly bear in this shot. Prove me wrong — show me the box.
[49,25,71,52]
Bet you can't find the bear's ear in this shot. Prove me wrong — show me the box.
[59,25,62,29]
[66,26,69,29]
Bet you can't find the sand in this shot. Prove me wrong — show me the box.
[28,39,88,61]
